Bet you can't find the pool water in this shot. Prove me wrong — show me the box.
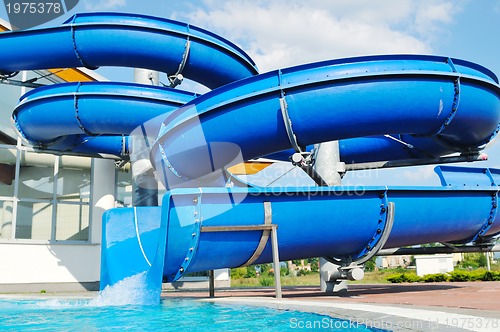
[0,274,385,331]
[0,297,387,331]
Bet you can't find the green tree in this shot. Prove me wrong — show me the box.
[306,258,319,272]
[245,266,257,278]
[259,263,271,276]
[230,267,247,279]
[460,253,487,269]
[364,257,376,272]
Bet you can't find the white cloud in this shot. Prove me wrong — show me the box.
[412,1,462,43]
[178,0,463,72]
[84,0,127,11]
[402,165,438,182]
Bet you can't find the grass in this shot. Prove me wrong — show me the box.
[230,264,500,287]
[230,270,398,287]
[231,273,321,288]
[350,270,397,284]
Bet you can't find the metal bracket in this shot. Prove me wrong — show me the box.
[200,201,282,298]
[172,193,204,281]
[201,202,276,268]
[158,144,184,179]
[279,96,304,153]
[434,58,461,136]
[325,200,395,266]
[168,38,190,88]
[472,190,499,243]
[290,152,329,186]
[0,71,19,79]
[73,82,94,136]
[241,201,272,266]
[440,242,459,251]
[384,134,414,149]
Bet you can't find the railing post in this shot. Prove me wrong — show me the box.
[209,270,215,298]
[271,225,282,299]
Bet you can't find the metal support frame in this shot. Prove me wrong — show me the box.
[312,141,347,293]
[168,38,190,88]
[209,270,215,298]
[132,68,159,206]
[200,201,282,298]
[472,190,499,243]
[378,244,500,256]
[345,153,488,171]
[279,96,304,153]
[324,201,395,283]
[291,152,328,186]
[0,77,45,88]
[242,201,273,266]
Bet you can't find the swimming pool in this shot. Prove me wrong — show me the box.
[0,273,385,331]
[0,296,387,331]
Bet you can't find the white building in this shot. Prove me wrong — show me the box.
[0,20,231,293]
[0,20,135,292]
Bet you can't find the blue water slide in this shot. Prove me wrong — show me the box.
[266,135,455,164]
[5,15,498,165]
[159,181,500,280]
[3,13,500,301]
[152,55,500,184]
[101,166,500,285]
[12,81,197,155]
[0,12,258,89]
[2,12,257,157]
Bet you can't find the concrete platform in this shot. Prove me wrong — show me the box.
[162,282,500,331]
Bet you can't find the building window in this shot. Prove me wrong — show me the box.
[0,143,92,242]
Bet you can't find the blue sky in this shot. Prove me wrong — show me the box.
[1,0,499,186]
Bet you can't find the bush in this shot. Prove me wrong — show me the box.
[386,273,421,283]
[245,266,257,278]
[448,270,469,282]
[259,264,271,276]
[306,258,319,272]
[297,269,312,277]
[449,269,488,282]
[364,257,376,272]
[482,271,500,281]
[259,276,274,286]
[387,269,500,284]
[230,267,247,279]
[421,273,450,283]
[469,270,487,281]
[458,253,487,269]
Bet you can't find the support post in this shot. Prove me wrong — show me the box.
[132,69,159,206]
[209,270,215,298]
[271,225,282,299]
[313,141,348,294]
[313,141,344,186]
[91,158,116,244]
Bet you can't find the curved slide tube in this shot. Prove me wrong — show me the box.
[0,12,258,89]
[152,54,500,185]
[102,166,500,286]
[5,17,498,165]
[2,12,256,157]
[13,81,197,156]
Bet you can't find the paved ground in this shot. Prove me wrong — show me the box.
[162,282,500,331]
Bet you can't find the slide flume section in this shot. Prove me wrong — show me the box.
[0,12,258,89]
[152,54,500,184]
[2,13,500,302]
[102,166,500,286]
[13,82,197,156]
